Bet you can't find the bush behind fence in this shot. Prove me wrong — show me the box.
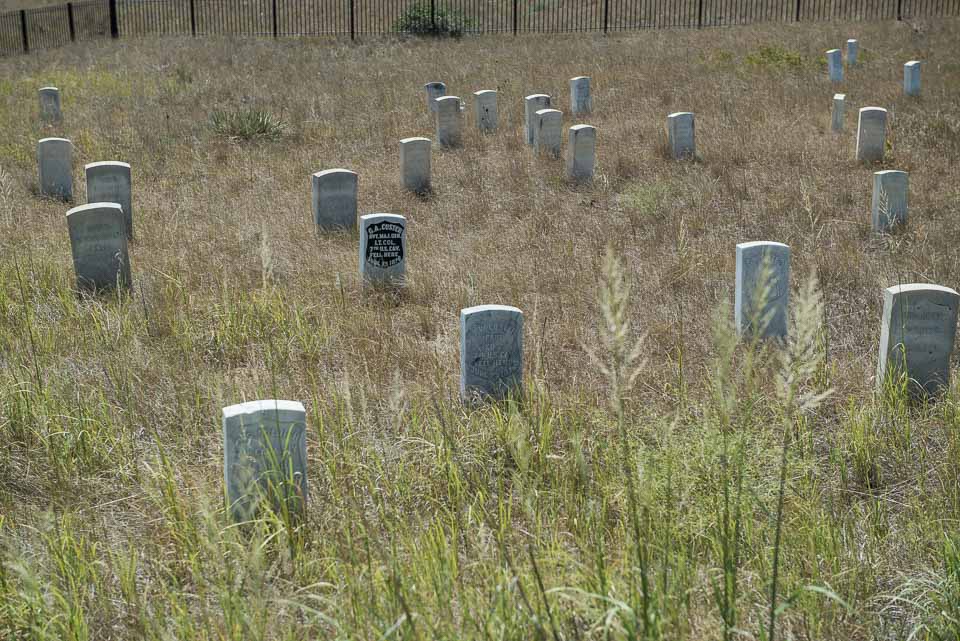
[1,0,958,56]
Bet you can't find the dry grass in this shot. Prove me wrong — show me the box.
[1,18,960,640]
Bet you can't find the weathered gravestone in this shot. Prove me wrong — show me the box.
[360,213,407,285]
[473,90,498,132]
[400,137,431,193]
[311,168,357,230]
[533,109,562,158]
[735,241,790,340]
[666,112,695,159]
[827,49,843,82]
[832,94,846,133]
[425,81,446,112]
[435,96,463,148]
[38,87,61,123]
[846,39,859,65]
[222,399,308,522]
[460,304,523,401]
[66,202,131,291]
[856,107,887,163]
[569,76,591,115]
[37,138,73,200]
[524,94,551,145]
[877,284,959,397]
[85,161,133,240]
[904,61,921,97]
[871,170,908,232]
[566,124,596,181]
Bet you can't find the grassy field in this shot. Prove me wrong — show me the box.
[2,18,960,641]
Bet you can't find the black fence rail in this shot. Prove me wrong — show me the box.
[1,0,958,56]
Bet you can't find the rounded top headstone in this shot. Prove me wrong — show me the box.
[400,136,431,144]
[737,240,789,251]
[886,283,958,297]
[860,106,887,115]
[39,86,59,92]
[525,93,550,100]
[461,304,522,317]
[668,111,694,118]
[570,124,596,132]
[38,137,70,145]
[313,167,357,179]
[474,89,497,96]
[536,108,562,116]
[222,399,306,419]
[436,95,460,104]
[67,201,123,218]
[85,160,130,171]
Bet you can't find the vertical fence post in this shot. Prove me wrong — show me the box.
[697,0,703,26]
[512,0,517,34]
[603,0,609,32]
[794,0,801,20]
[189,0,196,35]
[108,0,119,37]
[67,2,76,41]
[19,9,28,52]
[349,0,354,39]
[896,0,903,19]
[430,0,436,33]
[272,0,278,36]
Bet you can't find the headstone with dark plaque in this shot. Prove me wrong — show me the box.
[877,284,959,397]
[360,213,407,285]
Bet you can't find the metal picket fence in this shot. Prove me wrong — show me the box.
[1,0,957,56]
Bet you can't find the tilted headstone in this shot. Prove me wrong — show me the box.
[38,87,61,123]
[37,137,73,200]
[473,90,498,133]
[735,241,790,340]
[425,81,446,112]
[832,93,846,133]
[311,168,357,230]
[569,76,591,115]
[846,39,859,66]
[877,284,959,397]
[666,112,695,159]
[85,161,133,240]
[359,213,406,285]
[66,202,131,291]
[871,170,908,232]
[400,137,431,193]
[435,96,463,148]
[460,305,523,401]
[222,399,308,521]
[533,108,562,158]
[523,94,551,145]
[827,49,843,82]
[566,124,596,181]
[856,107,887,163]
[904,61,921,97]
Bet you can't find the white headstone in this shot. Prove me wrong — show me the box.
[38,86,61,123]
[37,137,73,200]
[569,76,591,115]
[846,39,859,66]
[566,124,596,181]
[85,161,133,240]
[311,168,357,230]
[827,49,843,82]
[473,90,498,132]
[460,304,523,401]
[360,213,407,285]
[666,112,695,159]
[435,96,463,148]
[425,81,446,112]
[904,60,921,97]
[735,241,790,340]
[878,284,960,397]
[871,170,908,232]
[66,202,131,291]
[533,108,562,158]
[832,93,846,133]
[400,137,431,193]
[856,107,887,163]
[523,94,551,145]
[222,399,308,521]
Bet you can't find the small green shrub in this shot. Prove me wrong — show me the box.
[745,45,805,70]
[394,3,474,37]
[211,108,286,141]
